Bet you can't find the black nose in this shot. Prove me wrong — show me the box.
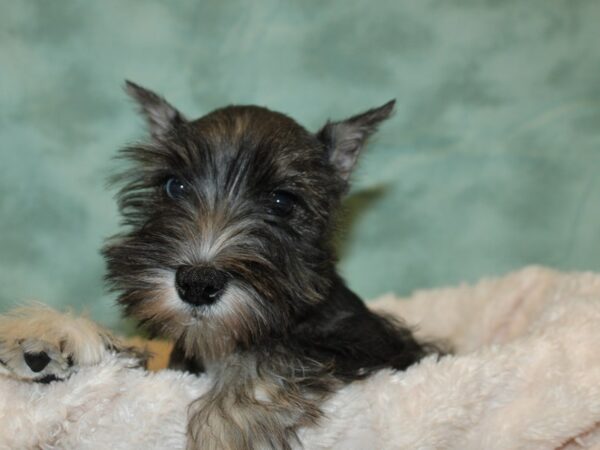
[175,266,229,306]
[24,351,51,373]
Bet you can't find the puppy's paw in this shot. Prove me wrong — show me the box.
[0,305,145,383]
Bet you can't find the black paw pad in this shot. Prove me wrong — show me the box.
[24,351,51,373]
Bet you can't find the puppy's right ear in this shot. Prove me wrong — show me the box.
[124,80,187,139]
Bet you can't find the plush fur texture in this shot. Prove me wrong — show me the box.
[0,266,599,449]
[102,83,431,448]
[0,305,143,383]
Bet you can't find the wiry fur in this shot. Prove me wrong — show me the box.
[103,82,433,449]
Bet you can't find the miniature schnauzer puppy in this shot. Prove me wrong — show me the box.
[103,82,433,449]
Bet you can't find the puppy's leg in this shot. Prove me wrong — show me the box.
[187,388,297,450]
[0,305,144,383]
[186,361,326,450]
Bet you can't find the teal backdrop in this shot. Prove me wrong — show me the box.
[1,1,600,332]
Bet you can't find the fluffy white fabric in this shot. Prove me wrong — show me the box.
[1,266,599,449]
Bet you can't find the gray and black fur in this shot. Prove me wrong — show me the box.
[103,82,434,449]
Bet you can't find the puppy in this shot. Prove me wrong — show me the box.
[103,82,434,449]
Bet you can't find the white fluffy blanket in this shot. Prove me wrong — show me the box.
[1,266,600,449]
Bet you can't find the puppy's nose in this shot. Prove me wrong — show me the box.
[175,266,229,306]
[24,351,51,373]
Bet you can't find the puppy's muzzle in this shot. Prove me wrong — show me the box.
[175,266,229,306]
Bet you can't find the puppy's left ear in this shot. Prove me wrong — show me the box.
[317,100,395,181]
[124,80,187,139]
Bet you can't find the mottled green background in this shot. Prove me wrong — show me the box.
[1,1,600,332]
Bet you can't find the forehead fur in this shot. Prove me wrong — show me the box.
[182,105,323,167]
[191,105,313,147]
[145,105,340,200]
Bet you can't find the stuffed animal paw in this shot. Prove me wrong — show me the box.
[0,305,145,383]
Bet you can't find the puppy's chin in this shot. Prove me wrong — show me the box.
[126,275,273,360]
[178,282,275,361]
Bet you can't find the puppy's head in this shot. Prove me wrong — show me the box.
[103,82,394,360]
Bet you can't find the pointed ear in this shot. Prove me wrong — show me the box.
[317,100,395,180]
[124,80,186,139]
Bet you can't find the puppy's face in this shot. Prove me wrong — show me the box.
[103,82,393,360]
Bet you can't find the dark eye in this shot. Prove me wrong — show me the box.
[268,190,296,216]
[164,177,188,200]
